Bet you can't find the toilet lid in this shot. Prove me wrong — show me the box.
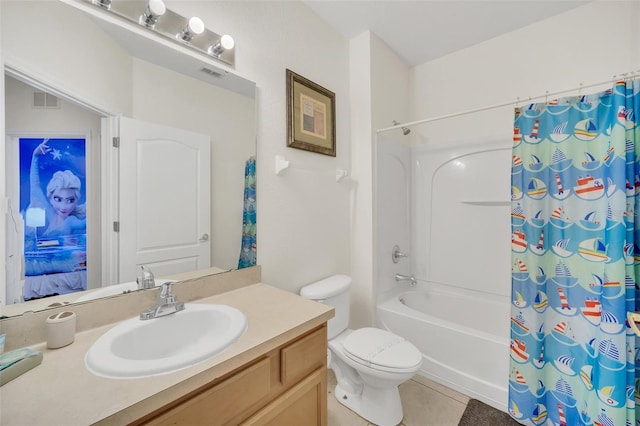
[342,327,422,372]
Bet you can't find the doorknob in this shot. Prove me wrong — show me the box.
[199,234,209,242]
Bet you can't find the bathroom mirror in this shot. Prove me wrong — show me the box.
[1,0,257,315]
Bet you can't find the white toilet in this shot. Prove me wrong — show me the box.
[300,275,423,426]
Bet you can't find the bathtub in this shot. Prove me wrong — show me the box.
[376,281,510,411]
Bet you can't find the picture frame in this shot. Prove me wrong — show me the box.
[286,69,336,157]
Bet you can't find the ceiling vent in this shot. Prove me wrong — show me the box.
[33,91,60,109]
[200,67,225,78]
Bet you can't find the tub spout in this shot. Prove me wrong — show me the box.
[395,273,417,286]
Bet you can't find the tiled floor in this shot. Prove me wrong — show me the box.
[327,370,470,426]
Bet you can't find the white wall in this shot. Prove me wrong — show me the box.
[410,1,640,146]
[349,32,374,328]
[349,32,412,326]
[0,1,133,115]
[167,1,353,294]
[370,36,412,302]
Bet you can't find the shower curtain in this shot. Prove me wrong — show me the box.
[510,79,640,425]
[238,156,256,269]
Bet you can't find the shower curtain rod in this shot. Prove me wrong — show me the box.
[376,71,640,134]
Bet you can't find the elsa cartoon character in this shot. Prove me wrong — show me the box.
[24,139,86,278]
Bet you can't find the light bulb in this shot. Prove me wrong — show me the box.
[148,0,166,16]
[140,0,166,27]
[188,17,205,35]
[178,17,205,42]
[220,34,234,50]
[209,34,234,57]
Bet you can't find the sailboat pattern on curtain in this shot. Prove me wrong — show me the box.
[510,80,640,425]
[238,156,256,269]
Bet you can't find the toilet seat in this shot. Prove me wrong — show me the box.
[342,327,422,374]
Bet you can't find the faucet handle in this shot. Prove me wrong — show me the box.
[137,265,156,289]
[392,245,409,263]
[159,281,174,301]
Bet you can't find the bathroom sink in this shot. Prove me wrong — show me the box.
[85,304,247,378]
[74,280,175,303]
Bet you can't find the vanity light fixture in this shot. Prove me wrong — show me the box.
[208,35,234,57]
[92,0,111,9]
[178,17,205,43]
[139,0,166,28]
[82,0,235,67]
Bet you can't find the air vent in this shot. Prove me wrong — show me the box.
[33,92,60,109]
[199,67,225,78]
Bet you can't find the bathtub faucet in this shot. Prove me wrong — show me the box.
[395,273,417,286]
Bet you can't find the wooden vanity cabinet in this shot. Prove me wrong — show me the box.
[133,324,328,426]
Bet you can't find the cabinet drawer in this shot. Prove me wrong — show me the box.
[280,326,326,386]
[144,357,272,426]
[241,367,327,426]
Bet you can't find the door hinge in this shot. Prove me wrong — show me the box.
[113,221,120,232]
[112,136,120,148]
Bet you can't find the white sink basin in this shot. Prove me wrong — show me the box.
[75,280,175,302]
[85,304,247,378]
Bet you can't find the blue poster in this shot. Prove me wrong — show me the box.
[20,138,87,299]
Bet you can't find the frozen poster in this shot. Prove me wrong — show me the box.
[20,138,87,299]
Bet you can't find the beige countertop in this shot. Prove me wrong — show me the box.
[0,283,334,426]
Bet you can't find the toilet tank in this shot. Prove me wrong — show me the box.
[300,275,351,339]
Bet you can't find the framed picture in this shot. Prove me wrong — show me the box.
[286,69,336,157]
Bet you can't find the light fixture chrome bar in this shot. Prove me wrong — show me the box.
[81,0,235,67]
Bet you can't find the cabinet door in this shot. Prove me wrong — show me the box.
[281,327,326,385]
[142,357,272,426]
[242,367,327,426]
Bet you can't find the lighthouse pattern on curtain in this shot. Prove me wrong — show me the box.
[510,80,640,425]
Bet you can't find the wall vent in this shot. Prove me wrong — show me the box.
[33,91,60,109]
[199,67,224,78]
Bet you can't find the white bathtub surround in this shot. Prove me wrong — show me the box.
[377,281,510,411]
[374,138,513,411]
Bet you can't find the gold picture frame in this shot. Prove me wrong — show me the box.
[286,69,336,157]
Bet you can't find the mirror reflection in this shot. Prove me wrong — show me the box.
[1,0,257,315]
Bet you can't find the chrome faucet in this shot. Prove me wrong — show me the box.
[395,273,417,286]
[137,265,156,290]
[140,281,185,320]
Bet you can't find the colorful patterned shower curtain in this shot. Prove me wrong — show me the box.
[238,156,256,269]
[510,79,640,425]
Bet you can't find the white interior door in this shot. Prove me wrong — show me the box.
[117,116,211,282]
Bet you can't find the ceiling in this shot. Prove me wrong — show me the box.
[303,0,589,67]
